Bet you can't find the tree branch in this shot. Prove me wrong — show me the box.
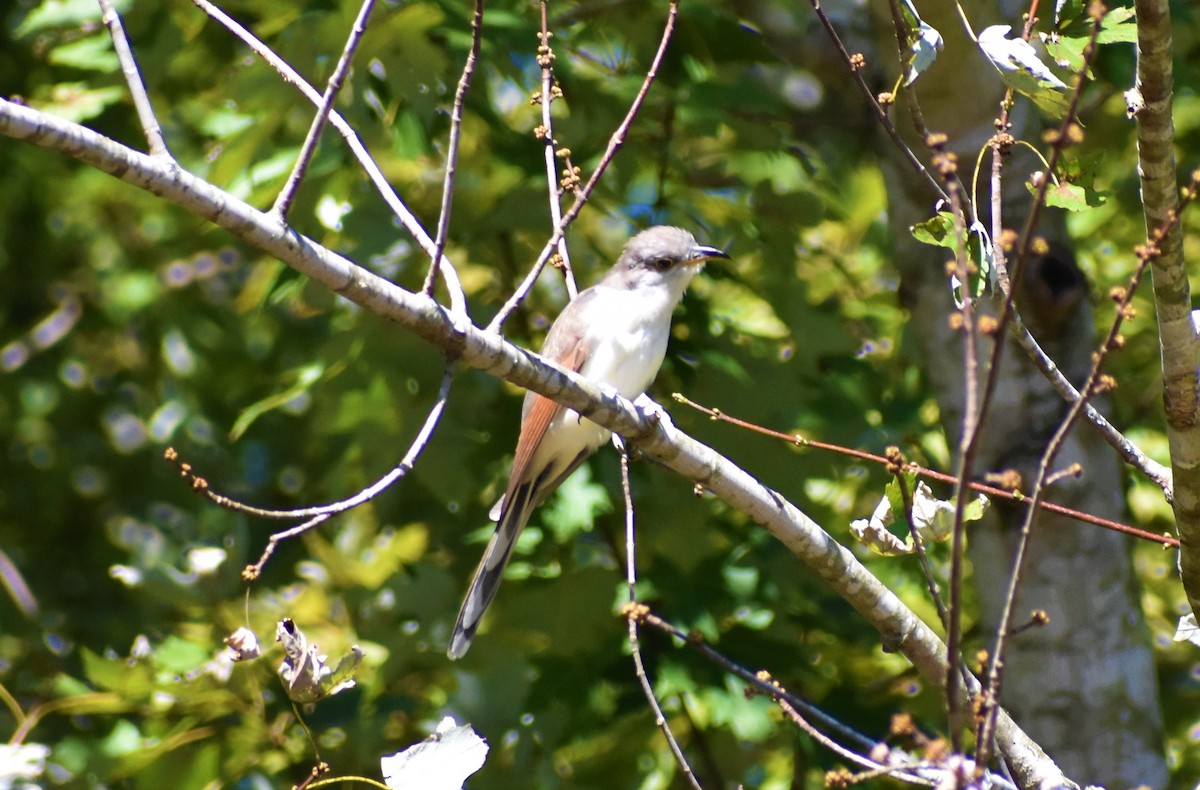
[1132,0,1200,616]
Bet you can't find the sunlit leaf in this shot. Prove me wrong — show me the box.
[34,83,124,122]
[381,717,489,790]
[47,35,120,73]
[896,0,943,85]
[230,363,324,439]
[15,0,128,36]
[978,25,1070,118]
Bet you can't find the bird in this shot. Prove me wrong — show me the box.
[447,226,728,659]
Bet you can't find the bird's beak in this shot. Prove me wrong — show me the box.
[686,244,730,266]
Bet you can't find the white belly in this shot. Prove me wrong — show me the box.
[537,282,678,466]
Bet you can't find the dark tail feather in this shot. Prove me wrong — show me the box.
[447,480,536,659]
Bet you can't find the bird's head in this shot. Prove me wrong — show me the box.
[605,226,729,297]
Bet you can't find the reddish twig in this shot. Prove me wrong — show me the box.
[671,393,1178,548]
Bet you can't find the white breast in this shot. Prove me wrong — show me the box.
[535,279,686,467]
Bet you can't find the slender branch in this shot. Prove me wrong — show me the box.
[671,394,1176,546]
[423,0,484,297]
[806,0,949,206]
[976,168,1198,767]
[632,608,1021,789]
[271,0,377,220]
[773,695,934,785]
[1131,0,1200,618]
[189,0,467,317]
[0,99,1077,787]
[0,547,37,619]
[167,363,455,578]
[933,135,978,753]
[534,0,578,299]
[485,0,679,334]
[167,366,454,522]
[1007,308,1174,496]
[969,8,1103,766]
[97,0,173,160]
[619,449,702,790]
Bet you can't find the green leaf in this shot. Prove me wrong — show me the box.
[34,83,124,122]
[978,25,1070,119]
[1041,181,1105,210]
[15,0,128,36]
[47,35,120,72]
[910,211,957,249]
[230,363,325,439]
[896,0,943,86]
[1096,7,1138,43]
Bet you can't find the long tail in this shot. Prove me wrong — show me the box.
[447,479,537,659]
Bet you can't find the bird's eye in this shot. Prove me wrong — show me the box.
[649,257,673,271]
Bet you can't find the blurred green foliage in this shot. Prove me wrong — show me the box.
[2,0,1200,786]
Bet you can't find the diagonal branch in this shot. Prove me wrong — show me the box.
[271,0,378,220]
[0,99,1077,789]
[97,0,173,160]
[190,0,467,318]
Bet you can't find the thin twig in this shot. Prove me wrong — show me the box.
[774,695,934,785]
[618,447,703,790]
[971,8,1104,765]
[534,0,578,299]
[629,609,994,788]
[1008,310,1174,496]
[190,0,467,317]
[168,364,455,577]
[486,0,680,334]
[807,0,948,206]
[975,166,1198,767]
[930,135,979,753]
[272,0,377,220]
[96,0,173,160]
[672,394,1176,546]
[423,0,484,297]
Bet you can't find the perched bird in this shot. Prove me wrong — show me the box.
[448,226,728,659]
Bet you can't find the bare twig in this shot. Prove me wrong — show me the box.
[976,169,1198,766]
[190,0,467,317]
[534,1,578,299]
[973,11,1106,767]
[167,364,455,578]
[271,0,377,220]
[632,609,1005,788]
[97,0,173,160]
[671,393,1176,547]
[486,0,680,334]
[927,135,979,752]
[618,448,703,790]
[807,0,948,206]
[1009,305,1174,496]
[423,0,484,297]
